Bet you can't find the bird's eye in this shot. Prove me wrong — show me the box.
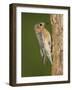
[40,23,42,26]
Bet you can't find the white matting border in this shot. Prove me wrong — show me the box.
[16,6,68,83]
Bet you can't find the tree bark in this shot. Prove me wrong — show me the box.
[50,14,63,75]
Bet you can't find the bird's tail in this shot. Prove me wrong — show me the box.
[42,53,52,64]
[48,55,52,64]
[40,48,46,64]
[40,48,53,64]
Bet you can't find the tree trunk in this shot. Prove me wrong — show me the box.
[50,14,63,75]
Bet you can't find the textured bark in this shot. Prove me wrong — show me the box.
[50,14,63,75]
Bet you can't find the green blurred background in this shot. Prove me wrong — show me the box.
[21,13,52,77]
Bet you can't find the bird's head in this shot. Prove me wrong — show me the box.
[34,22,45,33]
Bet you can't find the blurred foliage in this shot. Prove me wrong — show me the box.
[21,13,52,77]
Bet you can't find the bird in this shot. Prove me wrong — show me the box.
[34,22,52,64]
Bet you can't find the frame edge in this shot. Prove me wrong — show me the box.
[9,4,16,86]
